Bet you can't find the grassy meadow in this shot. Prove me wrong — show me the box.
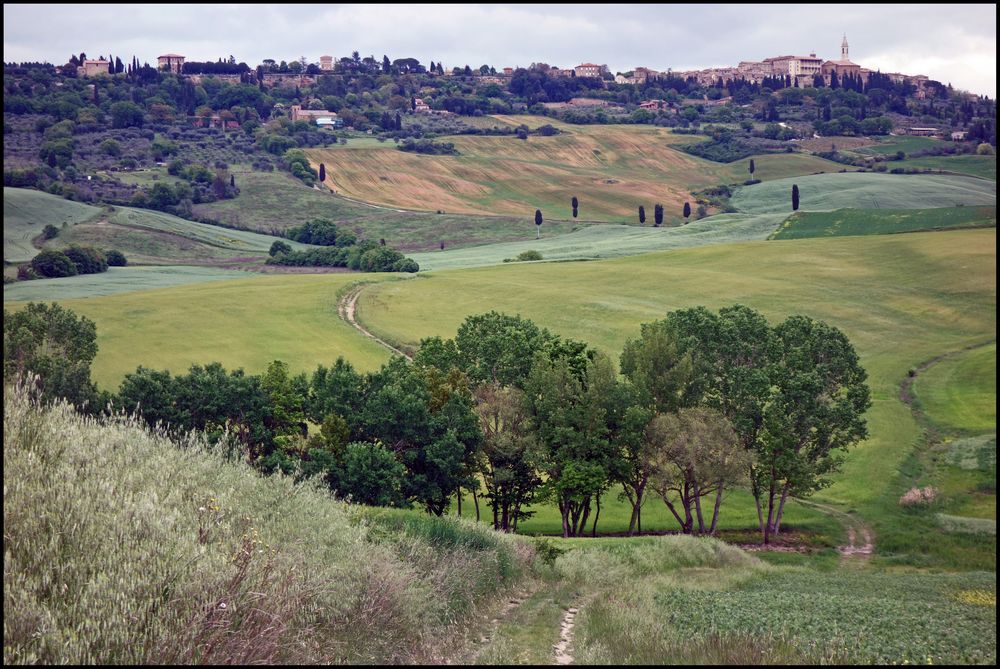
[305,120,843,223]
[731,172,996,213]
[3,187,103,262]
[5,273,397,392]
[771,205,996,239]
[914,343,997,433]
[2,265,254,301]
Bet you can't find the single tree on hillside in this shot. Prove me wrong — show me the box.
[654,203,664,227]
[319,163,326,182]
[749,158,756,179]
[571,196,578,219]
[534,209,543,239]
[230,174,235,188]
[683,201,691,222]
[792,184,800,211]
[638,205,646,226]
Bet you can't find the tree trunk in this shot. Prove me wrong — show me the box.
[627,479,646,536]
[457,487,462,517]
[763,474,777,545]
[709,481,724,535]
[560,501,570,538]
[493,502,499,531]
[501,504,510,533]
[682,480,694,534]
[751,465,765,533]
[473,488,480,523]
[694,481,706,534]
[774,483,791,535]
[592,494,601,537]
[662,495,686,531]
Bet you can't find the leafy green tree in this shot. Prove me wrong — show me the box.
[525,352,616,537]
[105,250,127,267]
[646,407,748,534]
[474,383,542,531]
[41,224,59,240]
[109,101,144,128]
[63,245,107,274]
[269,240,291,257]
[4,302,100,411]
[338,442,407,506]
[30,250,77,278]
[756,315,870,543]
[451,311,554,387]
[308,357,365,427]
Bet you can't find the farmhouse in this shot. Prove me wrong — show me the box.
[906,127,938,136]
[77,59,111,77]
[413,97,431,112]
[157,53,185,74]
[574,63,609,78]
[290,105,340,124]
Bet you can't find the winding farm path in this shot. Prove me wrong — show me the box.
[338,283,412,359]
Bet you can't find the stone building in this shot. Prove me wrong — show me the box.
[157,53,185,74]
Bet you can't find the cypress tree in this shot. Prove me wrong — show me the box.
[638,205,646,226]
[534,209,543,239]
[319,163,326,182]
[683,201,691,221]
[571,195,578,218]
[654,203,664,227]
[792,184,800,211]
[749,158,755,178]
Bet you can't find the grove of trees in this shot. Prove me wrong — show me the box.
[4,302,870,544]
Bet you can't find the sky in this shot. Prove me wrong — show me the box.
[4,3,996,97]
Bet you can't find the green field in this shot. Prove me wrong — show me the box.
[771,206,996,240]
[3,187,103,262]
[359,228,996,562]
[731,172,996,214]
[305,120,843,223]
[409,213,787,271]
[893,154,997,180]
[2,265,256,301]
[854,135,945,156]
[6,273,396,391]
[915,344,997,433]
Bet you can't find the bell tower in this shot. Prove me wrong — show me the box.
[841,34,849,61]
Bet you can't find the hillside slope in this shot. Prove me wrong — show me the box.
[3,384,532,664]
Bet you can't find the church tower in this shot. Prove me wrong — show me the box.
[841,34,849,61]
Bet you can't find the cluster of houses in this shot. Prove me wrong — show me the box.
[650,37,936,99]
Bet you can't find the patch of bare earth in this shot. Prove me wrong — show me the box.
[554,604,579,665]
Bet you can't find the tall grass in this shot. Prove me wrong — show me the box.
[3,381,532,664]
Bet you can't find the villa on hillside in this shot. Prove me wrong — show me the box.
[157,53,185,74]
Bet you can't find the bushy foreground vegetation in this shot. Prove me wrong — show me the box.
[2,381,533,664]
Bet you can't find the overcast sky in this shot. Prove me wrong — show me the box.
[4,3,996,97]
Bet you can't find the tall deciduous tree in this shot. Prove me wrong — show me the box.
[646,407,748,534]
[3,302,100,411]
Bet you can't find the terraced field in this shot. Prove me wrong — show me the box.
[306,119,843,223]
